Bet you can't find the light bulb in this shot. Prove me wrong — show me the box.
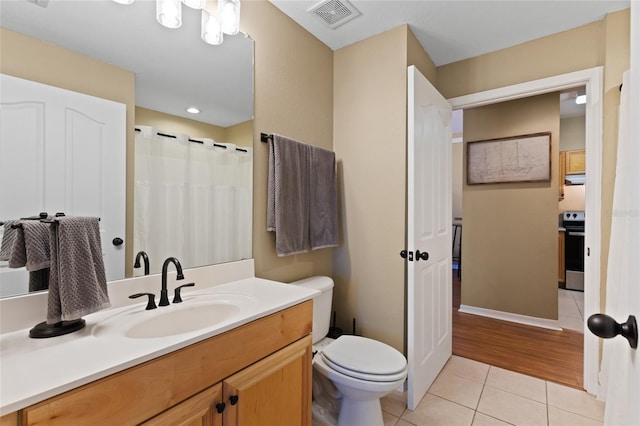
[201,10,223,45]
[218,0,240,35]
[157,0,182,29]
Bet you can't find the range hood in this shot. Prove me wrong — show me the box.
[565,174,586,185]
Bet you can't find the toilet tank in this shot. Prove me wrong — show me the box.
[291,276,334,344]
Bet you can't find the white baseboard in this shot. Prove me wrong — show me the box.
[458,304,562,331]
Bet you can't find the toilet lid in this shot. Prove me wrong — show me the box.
[321,335,407,380]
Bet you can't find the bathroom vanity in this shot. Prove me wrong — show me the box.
[0,261,316,426]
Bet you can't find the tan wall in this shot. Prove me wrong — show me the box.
[135,107,252,147]
[332,25,436,352]
[437,21,604,98]
[558,116,586,213]
[0,27,137,276]
[438,8,630,312]
[407,28,438,83]
[462,94,560,319]
[452,142,464,221]
[135,106,227,141]
[560,116,586,151]
[226,120,253,148]
[560,185,586,213]
[241,1,334,282]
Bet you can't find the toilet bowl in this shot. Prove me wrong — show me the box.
[292,276,407,426]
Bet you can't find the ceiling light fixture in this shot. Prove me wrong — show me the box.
[218,0,240,35]
[575,94,587,105]
[186,107,200,114]
[201,9,224,45]
[113,0,240,45]
[156,0,182,29]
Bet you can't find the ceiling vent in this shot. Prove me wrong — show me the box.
[308,0,361,29]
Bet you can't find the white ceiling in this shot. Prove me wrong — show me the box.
[269,0,629,66]
[269,1,610,135]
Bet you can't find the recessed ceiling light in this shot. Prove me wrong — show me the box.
[186,107,200,114]
[575,95,586,105]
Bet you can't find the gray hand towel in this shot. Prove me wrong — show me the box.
[267,134,311,256]
[7,221,51,291]
[309,145,339,250]
[8,221,51,271]
[0,220,19,261]
[47,216,110,324]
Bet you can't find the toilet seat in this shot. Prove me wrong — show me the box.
[320,335,407,382]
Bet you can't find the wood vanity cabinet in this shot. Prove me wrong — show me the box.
[14,301,313,426]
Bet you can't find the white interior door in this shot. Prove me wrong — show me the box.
[594,6,639,423]
[406,65,453,410]
[0,74,126,293]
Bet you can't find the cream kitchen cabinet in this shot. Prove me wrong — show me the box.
[10,301,312,426]
[564,149,586,174]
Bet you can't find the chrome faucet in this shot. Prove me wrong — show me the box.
[160,257,184,306]
[134,251,150,276]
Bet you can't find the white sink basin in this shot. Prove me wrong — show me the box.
[93,293,258,339]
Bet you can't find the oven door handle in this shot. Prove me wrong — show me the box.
[567,231,585,237]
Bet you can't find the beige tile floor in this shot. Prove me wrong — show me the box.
[380,355,604,426]
[558,289,584,333]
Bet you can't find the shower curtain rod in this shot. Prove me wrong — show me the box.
[134,127,248,152]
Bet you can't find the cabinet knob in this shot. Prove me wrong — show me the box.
[215,402,226,413]
[229,395,239,405]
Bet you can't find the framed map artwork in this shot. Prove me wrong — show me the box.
[466,132,551,184]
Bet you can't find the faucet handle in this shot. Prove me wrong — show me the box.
[173,283,196,304]
[129,293,157,310]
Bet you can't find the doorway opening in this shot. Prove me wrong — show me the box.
[447,67,602,394]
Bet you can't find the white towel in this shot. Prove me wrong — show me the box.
[47,217,110,324]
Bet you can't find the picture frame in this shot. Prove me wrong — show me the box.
[466,132,551,185]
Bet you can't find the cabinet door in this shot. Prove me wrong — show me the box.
[223,336,312,426]
[142,383,223,426]
[564,149,585,174]
[558,151,566,200]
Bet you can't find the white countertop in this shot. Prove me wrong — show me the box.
[0,277,318,414]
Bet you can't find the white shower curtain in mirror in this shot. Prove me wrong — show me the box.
[134,126,252,275]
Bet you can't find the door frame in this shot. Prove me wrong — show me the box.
[447,66,603,395]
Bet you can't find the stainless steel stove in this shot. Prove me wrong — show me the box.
[562,210,585,291]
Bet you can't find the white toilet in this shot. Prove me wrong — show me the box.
[293,276,407,426]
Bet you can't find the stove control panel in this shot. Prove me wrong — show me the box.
[563,210,585,222]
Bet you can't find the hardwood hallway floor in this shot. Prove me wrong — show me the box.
[451,271,584,389]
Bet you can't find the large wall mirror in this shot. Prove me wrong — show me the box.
[0,0,254,298]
